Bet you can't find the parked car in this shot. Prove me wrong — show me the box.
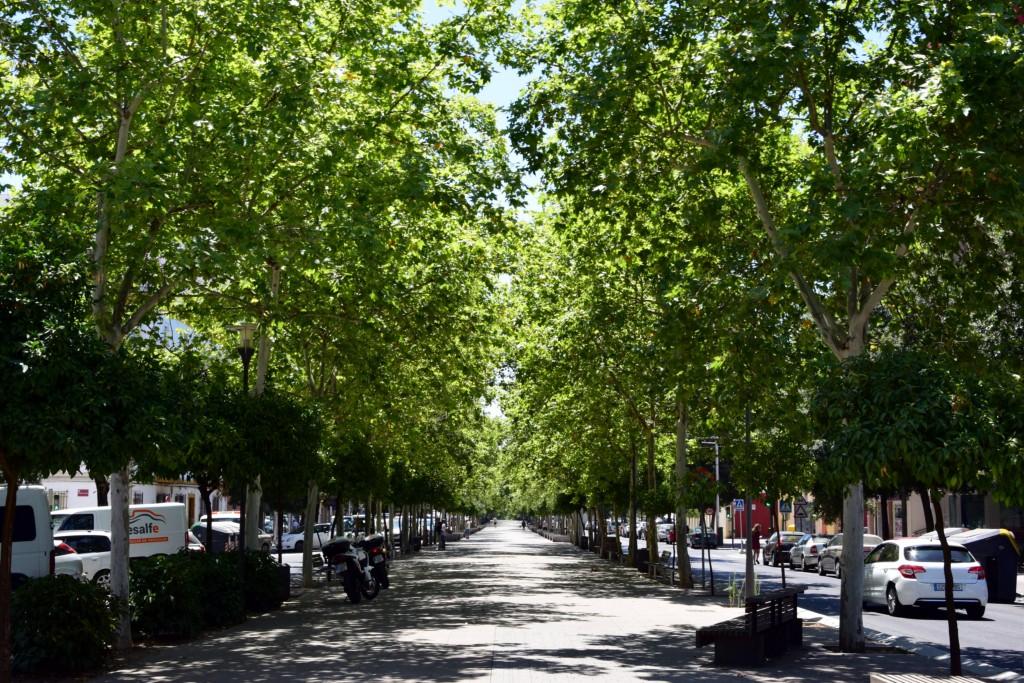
[187,530,205,552]
[690,527,717,549]
[656,523,674,542]
[762,531,805,566]
[789,533,833,571]
[53,530,112,588]
[863,538,987,619]
[191,521,241,553]
[52,540,85,581]
[198,513,272,551]
[276,523,333,552]
[818,532,884,578]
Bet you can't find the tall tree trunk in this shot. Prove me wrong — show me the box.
[94,476,109,506]
[932,491,963,675]
[628,438,638,563]
[109,467,132,649]
[921,488,936,532]
[645,419,658,560]
[674,396,694,588]
[881,495,891,540]
[838,483,865,651]
[246,264,280,547]
[301,481,319,588]
[0,476,22,683]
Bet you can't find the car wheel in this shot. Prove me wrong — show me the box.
[818,559,826,576]
[886,584,906,617]
[799,557,807,572]
[93,570,111,590]
[835,562,842,579]
[966,604,985,620]
[773,553,780,567]
[789,557,796,570]
[295,541,304,552]
[262,543,270,553]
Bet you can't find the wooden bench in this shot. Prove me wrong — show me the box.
[648,550,677,585]
[869,676,984,683]
[696,587,805,666]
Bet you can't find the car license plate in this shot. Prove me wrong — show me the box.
[373,554,383,564]
[933,583,963,591]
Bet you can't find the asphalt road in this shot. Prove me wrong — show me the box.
[626,537,1024,677]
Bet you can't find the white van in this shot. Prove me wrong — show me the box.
[0,486,55,587]
[55,503,187,558]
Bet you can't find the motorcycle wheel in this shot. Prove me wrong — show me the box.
[379,568,390,589]
[361,575,381,601]
[343,573,362,604]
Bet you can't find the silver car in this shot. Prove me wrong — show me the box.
[818,532,884,578]
[789,533,832,571]
[863,538,987,619]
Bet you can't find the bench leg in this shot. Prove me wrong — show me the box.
[713,634,765,666]
[787,618,803,649]
[764,627,788,657]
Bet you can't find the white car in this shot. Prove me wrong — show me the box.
[53,530,112,588]
[863,538,988,619]
[52,540,85,581]
[276,523,333,552]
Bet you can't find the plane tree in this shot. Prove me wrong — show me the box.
[509,0,1024,649]
[814,349,1024,674]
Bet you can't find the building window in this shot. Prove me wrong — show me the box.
[133,492,144,505]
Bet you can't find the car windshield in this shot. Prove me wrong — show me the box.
[905,546,974,563]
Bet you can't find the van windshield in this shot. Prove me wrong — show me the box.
[59,513,95,531]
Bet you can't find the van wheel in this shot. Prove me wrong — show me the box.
[93,570,111,590]
[295,541,304,552]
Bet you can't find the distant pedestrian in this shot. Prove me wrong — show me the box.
[752,524,762,564]
[436,518,446,550]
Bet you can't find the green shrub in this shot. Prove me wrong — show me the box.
[130,550,245,638]
[11,575,117,675]
[197,552,245,628]
[128,549,280,640]
[242,549,285,613]
[130,553,205,638]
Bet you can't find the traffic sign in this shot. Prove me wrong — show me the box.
[733,498,745,512]
[794,501,808,519]
[705,507,714,517]
[779,500,793,514]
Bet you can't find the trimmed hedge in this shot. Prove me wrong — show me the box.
[12,549,286,675]
[12,575,117,675]
[130,549,283,639]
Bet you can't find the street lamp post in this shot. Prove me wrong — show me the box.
[700,438,721,546]
[228,322,258,563]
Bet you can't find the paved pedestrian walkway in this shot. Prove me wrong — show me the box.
[92,521,1018,682]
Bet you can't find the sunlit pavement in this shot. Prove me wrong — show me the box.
[91,521,1011,683]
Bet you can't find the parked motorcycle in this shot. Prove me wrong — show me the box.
[322,532,389,603]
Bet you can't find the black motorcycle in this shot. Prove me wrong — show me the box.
[322,533,389,603]
[360,533,390,590]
